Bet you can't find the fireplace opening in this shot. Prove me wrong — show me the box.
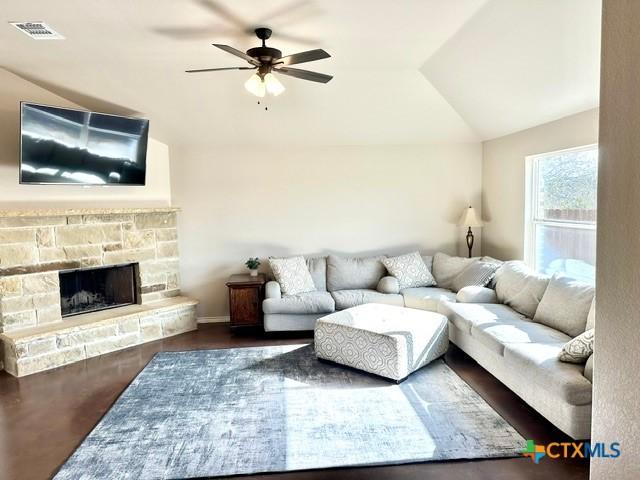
[59,263,138,317]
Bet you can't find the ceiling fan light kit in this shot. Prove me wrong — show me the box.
[187,27,332,98]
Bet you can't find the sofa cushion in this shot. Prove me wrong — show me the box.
[269,256,316,296]
[306,256,327,292]
[326,255,386,292]
[377,276,400,294]
[456,286,497,304]
[438,302,522,334]
[402,287,456,311]
[503,342,593,406]
[558,328,594,364]
[382,251,436,288]
[432,252,478,289]
[330,289,404,310]
[450,261,500,292]
[494,261,550,318]
[533,274,595,337]
[471,315,571,356]
[263,291,335,315]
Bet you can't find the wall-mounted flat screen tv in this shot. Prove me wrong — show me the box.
[20,102,149,185]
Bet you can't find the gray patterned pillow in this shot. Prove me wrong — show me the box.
[558,328,594,364]
[382,252,436,289]
[268,256,316,296]
[450,261,500,293]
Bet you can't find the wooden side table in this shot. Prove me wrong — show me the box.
[225,274,266,331]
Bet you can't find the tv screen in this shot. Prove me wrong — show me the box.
[20,102,149,185]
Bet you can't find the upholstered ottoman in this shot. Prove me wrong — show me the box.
[314,303,449,382]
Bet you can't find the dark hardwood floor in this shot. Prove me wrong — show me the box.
[0,323,589,480]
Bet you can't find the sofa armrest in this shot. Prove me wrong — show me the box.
[456,286,497,304]
[265,281,282,299]
[377,276,400,294]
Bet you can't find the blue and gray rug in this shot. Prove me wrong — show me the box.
[54,344,525,479]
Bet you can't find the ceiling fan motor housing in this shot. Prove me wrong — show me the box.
[246,46,283,66]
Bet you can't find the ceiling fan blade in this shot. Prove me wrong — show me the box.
[272,32,320,46]
[185,67,255,73]
[213,44,260,66]
[278,49,331,66]
[274,67,333,83]
[197,0,250,30]
[153,26,236,39]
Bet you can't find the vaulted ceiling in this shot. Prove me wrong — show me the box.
[0,0,601,148]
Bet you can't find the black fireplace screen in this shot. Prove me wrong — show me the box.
[59,263,137,317]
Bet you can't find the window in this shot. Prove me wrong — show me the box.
[525,145,598,284]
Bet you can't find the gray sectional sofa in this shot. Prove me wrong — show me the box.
[263,252,594,439]
[263,254,454,331]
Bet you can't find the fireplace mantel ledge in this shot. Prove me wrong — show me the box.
[0,206,180,218]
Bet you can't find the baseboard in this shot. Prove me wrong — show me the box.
[198,316,230,324]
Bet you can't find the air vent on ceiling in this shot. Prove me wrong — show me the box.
[10,22,64,40]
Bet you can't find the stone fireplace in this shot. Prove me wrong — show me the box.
[0,207,198,377]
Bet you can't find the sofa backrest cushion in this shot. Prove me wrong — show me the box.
[533,274,595,337]
[494,261,550,318]
[422,255,434,273]
[432,252,478,290]
[306,256,327,292]
[326,255,387,292]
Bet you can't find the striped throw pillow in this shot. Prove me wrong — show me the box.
[450,261,500,293]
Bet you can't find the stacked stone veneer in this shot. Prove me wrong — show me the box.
[0,208,198,377]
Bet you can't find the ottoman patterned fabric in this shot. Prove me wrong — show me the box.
[314,303,449,381]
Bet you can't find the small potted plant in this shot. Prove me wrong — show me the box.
[245,257,261,277]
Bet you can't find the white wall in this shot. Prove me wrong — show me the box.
[0,68,171,208]
[171,144,482,318]
[592,1,640,478]
[481,108,599,260]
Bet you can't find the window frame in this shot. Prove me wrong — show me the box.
[524,144,598,275]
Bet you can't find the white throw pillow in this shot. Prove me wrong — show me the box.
[558,329,594,364]
[268,256,316,296]
[533,274,595,338]
[450,261,500,293]
[382,252,436,289]
[431,252,478,290]
[494,261,550,318]
[456,286,498,304]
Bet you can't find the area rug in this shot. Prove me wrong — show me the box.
[54,344,525,479]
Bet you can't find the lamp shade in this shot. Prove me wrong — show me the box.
[458,206,484,227]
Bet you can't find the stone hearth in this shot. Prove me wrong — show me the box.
[0,207,198,377]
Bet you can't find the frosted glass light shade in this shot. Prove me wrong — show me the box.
[244,74,266,97]
[264,73,285,96]
[458,206,484,227]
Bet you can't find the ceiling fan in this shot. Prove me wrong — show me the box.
[186,27,332,98]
